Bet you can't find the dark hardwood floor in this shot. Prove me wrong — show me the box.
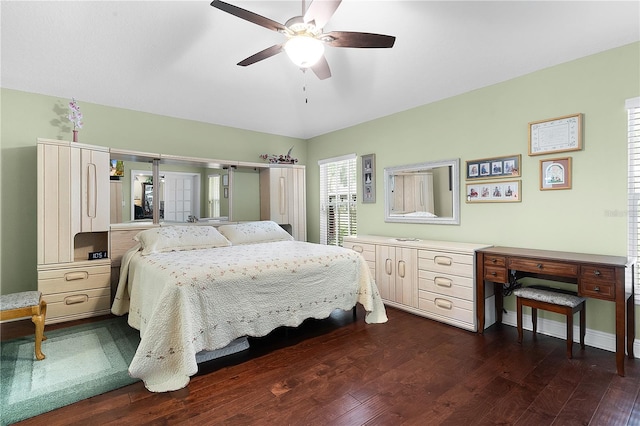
[2,306,639,425]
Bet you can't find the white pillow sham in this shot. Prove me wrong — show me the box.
[217,221,294,245]
[134,226,231,255]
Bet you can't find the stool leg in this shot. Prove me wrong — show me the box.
[566,309,574,359]
[516,298,523,343]
[31,300,46,361]
[580,302,586,350]
[531,308,538,336]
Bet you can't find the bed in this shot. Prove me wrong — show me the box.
[111,221,387,392]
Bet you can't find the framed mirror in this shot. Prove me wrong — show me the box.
[384,158,460,225]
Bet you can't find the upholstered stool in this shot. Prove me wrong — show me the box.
[0,291,47,360]
[513,286,586,359]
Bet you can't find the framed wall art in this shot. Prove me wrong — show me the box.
[362,153,376,203]
[466,154,520,180]
[540,157,572,190]
[528,113,582,156]
[466,180,521,203]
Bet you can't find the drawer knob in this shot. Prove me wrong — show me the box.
[491,272,497,277]
[594,270,601,276]
[537,263,543,269]
[491,258,497,263]
[594,286,601,292]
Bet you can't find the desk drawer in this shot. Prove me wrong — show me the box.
[484,255,506,267]
[508,258,578,277]
[484,266,507,283]
[579,265,616,300]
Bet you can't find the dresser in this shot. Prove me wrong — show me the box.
[343,235,490,331]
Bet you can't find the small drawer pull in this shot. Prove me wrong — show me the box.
[435,298,453,310]
[65,294,89,305]
[435,256,452,266]
[491,272,497,276]
[352,245,363,253]
[434,277,452,287]
[491,258,498,263]
[594,286,601,292]
[65,271,89,281]
[536,263,543,269]
[594,270,601,276]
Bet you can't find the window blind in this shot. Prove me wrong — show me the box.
[319,154,357,246]
[627,97,640,304]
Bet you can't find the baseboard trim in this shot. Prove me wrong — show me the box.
[501,310,639,359]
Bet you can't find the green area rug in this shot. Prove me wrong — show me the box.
[1,316,140,425]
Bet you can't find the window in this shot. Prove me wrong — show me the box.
[627,97,640,304]
[319,154,357,246]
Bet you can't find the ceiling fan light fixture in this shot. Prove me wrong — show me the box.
[284,35,324,68]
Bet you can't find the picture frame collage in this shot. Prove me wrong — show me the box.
[362,154,376,203]
[465,154,521,203]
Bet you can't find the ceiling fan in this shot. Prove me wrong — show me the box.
[210,0,396,80]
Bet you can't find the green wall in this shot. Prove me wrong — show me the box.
[307,42,640,335]
[1,42,638,339]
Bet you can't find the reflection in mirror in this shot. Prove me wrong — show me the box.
[109,153,261,224]
[384,159,460,225]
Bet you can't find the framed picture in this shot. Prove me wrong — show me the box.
[223,187,229,198]
[466,155,521,180]
[109,159,124,177]
[362,154,376,203]
[528,113,582,156]
[540,157,572,190]
[222,174,229,186]
[466,180,521,203]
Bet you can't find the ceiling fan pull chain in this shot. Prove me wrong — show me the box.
[302,68,309,104]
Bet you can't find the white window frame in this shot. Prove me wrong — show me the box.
[319,154,357,246]
[627,96,640,304]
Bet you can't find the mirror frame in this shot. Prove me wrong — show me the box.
[383,158,460,225]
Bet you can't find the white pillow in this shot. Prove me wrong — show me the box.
[134,226,231,255]
[217,221,294,245]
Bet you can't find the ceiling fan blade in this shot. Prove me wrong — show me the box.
[303,0,342,29]
[310,55,331,80]
[322,31,396,48]
[237,44,284,66]
[210,0,287,33]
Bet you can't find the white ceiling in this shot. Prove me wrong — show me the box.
[2,1,639,140]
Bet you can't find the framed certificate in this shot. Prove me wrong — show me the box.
[528,113,582,156]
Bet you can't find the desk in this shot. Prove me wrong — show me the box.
[476,246,634,377]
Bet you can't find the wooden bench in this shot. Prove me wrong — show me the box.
[513,286,586,359]
[0,291,47,360]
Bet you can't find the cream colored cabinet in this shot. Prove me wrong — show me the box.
[37,138,111,323]
[343,235,490,331]
[259,166,306,241]
[342,240,375,278]
[375,245,417,308]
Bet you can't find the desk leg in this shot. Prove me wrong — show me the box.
[476,252,485,334]
[627,294,635,359]
[615,267,626,377]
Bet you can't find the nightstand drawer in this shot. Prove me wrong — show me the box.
[44,287,111,322]
[508,258,578,277]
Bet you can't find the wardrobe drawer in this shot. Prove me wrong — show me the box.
[418,270,473,301]
[45,288,111,323]
[38,264,110,295]
[418,250,474,277]
[508,258,578,278]
[418,290,474,324]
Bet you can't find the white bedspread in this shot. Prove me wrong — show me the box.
[112,241,387,392]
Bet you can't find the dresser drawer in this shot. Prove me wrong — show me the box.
[418,250,474,277]
[344,242,376,262]
[38,264,110,295]
[508,258,578,277]
[418,290,474,324]
[418,270,473,301]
